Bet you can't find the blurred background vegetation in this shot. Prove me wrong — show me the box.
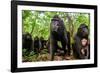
[22,10,90,62]
[22,10,90,40]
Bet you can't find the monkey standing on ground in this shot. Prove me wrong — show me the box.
[50,15,70,60]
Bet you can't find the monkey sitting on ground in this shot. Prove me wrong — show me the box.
[72,24,90,59]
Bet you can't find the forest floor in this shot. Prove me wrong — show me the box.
[22,49,76,62]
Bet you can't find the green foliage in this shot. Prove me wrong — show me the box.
[22,49,50,62]
[22,49,29,56]
[22,10,89,39]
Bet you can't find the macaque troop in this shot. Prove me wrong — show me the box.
[22,15,90,60]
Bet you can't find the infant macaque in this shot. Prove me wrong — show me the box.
[81,38,90,59]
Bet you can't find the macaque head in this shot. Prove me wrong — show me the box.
[51,15,64,32]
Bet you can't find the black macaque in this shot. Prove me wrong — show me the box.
[72,24,90,59]
[50,15,70,61]
[81,38,90,59]
[22,33,33,53]
[33,36,40,54]
[33,36,48,54]
[40,37,47,50]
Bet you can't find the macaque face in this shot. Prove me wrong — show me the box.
[78,24,89,38]
[51,20,60,32]
[81,38,88,46]
[81,27,89,37]
[51,15,64,33]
